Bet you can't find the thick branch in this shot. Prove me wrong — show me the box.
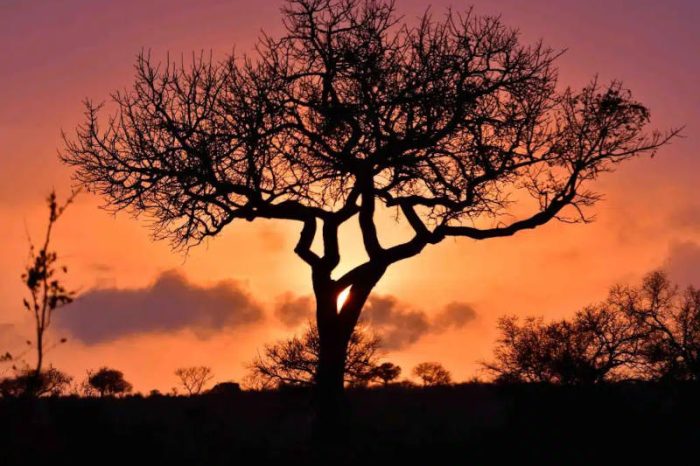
[294,217,321,267]
[436,190,577,240]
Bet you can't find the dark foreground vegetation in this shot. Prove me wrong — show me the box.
[2,383,699,466]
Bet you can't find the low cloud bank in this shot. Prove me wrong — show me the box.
[56,270,264,344]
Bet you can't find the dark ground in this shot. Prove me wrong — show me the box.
[1,383,699,465]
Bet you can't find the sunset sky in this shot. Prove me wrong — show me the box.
[1,0,698,392]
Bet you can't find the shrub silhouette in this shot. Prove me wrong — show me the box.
[372,362,401,386]
[174,366,214,395]
[87,367,133,397]
[248,323,381,389]
[0,366,72,398]
[208,382,242,396]
[413,362,452,386]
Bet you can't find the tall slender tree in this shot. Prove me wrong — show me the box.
[22,190,77,393]
[62,0,677,418]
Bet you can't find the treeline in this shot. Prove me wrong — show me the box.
[484,271,700,384]
[0,364,243,399]
[246,322,452,389]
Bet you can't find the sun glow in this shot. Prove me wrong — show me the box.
[337,286,351,312]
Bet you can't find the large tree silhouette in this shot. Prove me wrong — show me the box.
[62,0,675,418]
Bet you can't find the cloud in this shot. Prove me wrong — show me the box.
[275,293,314,328]
[664,241,700,287]
[56,270,264,344]
[433,302,478,331]
[362,295,431,350]
[363,295,477,350]
[272,293,477,350]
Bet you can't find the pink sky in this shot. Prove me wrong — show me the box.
[0,0,698,392]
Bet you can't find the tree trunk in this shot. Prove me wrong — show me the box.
[35,325,44,376]
[314,295,351,437]
[316,333,348,427]
[310,263,384,447]
[26,326,44,397]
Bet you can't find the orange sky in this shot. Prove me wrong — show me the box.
[1,0,698,392]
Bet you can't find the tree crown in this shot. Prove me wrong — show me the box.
[62,0,675,282]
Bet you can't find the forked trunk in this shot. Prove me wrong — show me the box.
[310,263,385,444]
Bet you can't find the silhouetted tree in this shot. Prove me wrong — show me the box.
[620,271,700,381]
[0,367,72,398]
[175,366,214,395]
[413,362,452,386]
[248,323,380,389]
[484,302,648,384]
[372,362,401,386]
[21,190,77,394]
[61,0,676,416]
[87,367,133,397]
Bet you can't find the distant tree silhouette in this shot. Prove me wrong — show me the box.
[87,367,133,397]
[20,190,78,395]
[248,323,380,389]
[484,303,648,384]
[620,271,700,381]
[413,362,452,386]
[372,362,401,386]
[175,366,214,395]
[0,367,72,398]
[62,0,677,418]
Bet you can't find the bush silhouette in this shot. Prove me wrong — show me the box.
[372,362,401,386]
[174,366,214,395]
[87,367,133,397]
[208,382,241,396]
[248,323,381,389]
[413,362,452,386]
[0,366,71,398]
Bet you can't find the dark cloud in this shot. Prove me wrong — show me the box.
[362,295,431,350]
[275,293,314,328]
[664,241,700,287]
[56,270,263,344]
[272,293,477,350]
[433,302,478,331]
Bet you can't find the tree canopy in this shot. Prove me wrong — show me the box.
[62,0,673,276]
